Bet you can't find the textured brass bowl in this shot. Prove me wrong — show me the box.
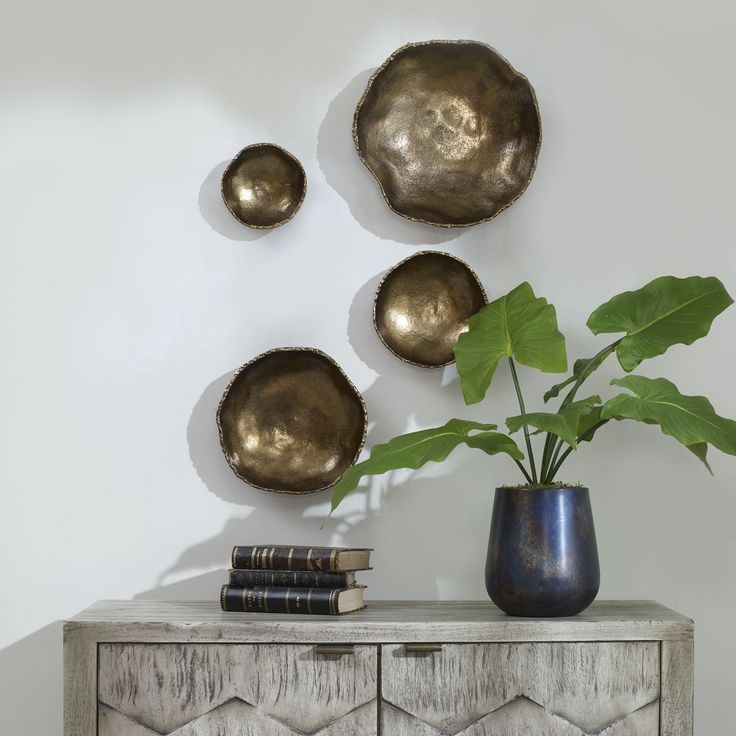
[221,144,307,229]
[374,251,487,367]
[354,40,541,227]
[217,348,367,494]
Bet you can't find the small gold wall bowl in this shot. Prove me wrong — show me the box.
[354,40,541,227]
[221,144,307,229]
[374,251,487,368]
[217,348,367,494]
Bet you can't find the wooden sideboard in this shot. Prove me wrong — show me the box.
[64,600,693,735]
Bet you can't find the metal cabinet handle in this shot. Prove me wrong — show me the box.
[404,643,443,653]
[314,645,355,656]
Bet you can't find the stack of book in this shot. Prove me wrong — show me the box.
[220,544,372,616]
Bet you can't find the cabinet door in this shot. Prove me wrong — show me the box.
[380,642,660,735]
[98,643,377,735]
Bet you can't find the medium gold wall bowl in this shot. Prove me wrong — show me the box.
[374,251,487,367]
[354,40,541,227]
[217,348,367,494]
[221,144,307,229]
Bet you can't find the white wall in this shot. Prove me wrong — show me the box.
[1,0,734,732]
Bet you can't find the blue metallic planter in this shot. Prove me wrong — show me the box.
[485,486,600,617]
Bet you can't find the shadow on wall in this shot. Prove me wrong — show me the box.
[137,463,493,604]
[165,264,499,603]
[0,622,62,734]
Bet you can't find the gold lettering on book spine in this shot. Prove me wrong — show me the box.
[287,547,294,570]
[330,548,338,572]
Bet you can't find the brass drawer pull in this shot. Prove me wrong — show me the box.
[404,643,443,653]
[314,645,355,656]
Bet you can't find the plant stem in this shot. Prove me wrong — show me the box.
[540,433,556,483]
[513,458,534,485]
[547,419,610,481]
[508,358,538,483]
[547,444,574,482]
[559,340,620,410]
[545,439,565,482]
[540,340,619,484]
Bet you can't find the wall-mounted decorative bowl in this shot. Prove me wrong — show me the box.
[374,251,487,367]
[221,144,307,229]
[354,40,541,228]
[217,348,367,494]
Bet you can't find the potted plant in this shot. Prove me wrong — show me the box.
[327,275,736,616]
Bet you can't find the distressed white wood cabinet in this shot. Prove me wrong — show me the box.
[64,600,693,736]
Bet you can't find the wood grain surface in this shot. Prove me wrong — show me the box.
[381,642,660,734]
[98,643,377,735]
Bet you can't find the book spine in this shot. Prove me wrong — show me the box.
[228,569,351,588]
[231,546,338,572]
[221,585,342,615]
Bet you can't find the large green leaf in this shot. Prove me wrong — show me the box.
[454,282,567,405]
[688,443,713,475]
[543,345,618,403]
[587,275,733,372]
[507,396,601,448]
[576,406,606,443]
[601,376,736,466]
[329,420,524,514]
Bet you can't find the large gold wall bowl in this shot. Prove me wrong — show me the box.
[374,251,487,367]
[354,40,541,227]
[217,348,367,494]
[221,144,307,229]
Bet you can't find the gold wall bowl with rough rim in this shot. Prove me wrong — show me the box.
[217,348,367,494]
[221,143,307,229]
[354,40,541,228]
[373,251,487,368]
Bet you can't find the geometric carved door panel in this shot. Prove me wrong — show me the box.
[380,642,660,736]
[97,643,378,735]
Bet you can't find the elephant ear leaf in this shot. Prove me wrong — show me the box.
[506,396,601,448]
[328,420,524,515]
[601,375,736,470]
[687,443,713,475]
[587,275,733,372]
[454,282,567,405]
[576,406,605,444]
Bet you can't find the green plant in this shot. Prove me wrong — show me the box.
[328,275,736,516]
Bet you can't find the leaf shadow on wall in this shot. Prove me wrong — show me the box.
[136,463,493,604]
[198,161,268,242]
[158,268,497,601]
[317,70,462,246]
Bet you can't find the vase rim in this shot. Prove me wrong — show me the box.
[496,484,589,492]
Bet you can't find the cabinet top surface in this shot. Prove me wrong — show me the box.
[65,600,693,643]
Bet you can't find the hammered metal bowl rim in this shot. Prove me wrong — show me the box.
[372,250,488,369]
[220,143,308,230]
[353,39,542,229]
[216,346,368,495]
